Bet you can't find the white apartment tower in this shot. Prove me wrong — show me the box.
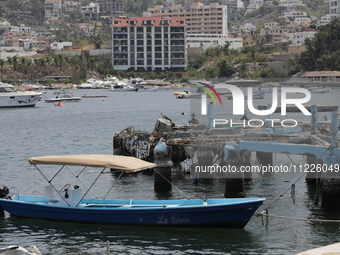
[45,0,63,21]
[147,3,228,37]
[146,2,239,49]
[111,17,186,71]
[45,0,81,21]
[330,0,340,20]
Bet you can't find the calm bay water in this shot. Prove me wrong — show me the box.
[1,87,340,254]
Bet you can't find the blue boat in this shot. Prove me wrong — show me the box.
[0,154,265,228]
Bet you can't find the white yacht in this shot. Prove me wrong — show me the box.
[44,89,81,103]
[78,78,96,89]
[108,84,138,92]
[0,82,42,108]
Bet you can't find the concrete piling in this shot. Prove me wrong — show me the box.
[196,148,214,179]
[305,154,322,184]
[256,151,273,171]
[321,156,340,210]
[311,105,318,133]
[223,147,245,198]
[224,169,245,198]
[320,114,340,210]
[207,102,214,129]
[241,150,252,180]
[153,141,173,193]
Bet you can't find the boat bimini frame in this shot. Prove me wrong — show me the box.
[28,154,157,207]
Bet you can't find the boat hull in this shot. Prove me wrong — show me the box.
[45,98,81,103]
[108,88,138,92]
[226,92,264,100]
[138,87,159,92]
[0,197,264,228]
[0,93,42,107]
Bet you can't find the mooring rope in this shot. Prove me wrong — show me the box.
[153,169,191,199]
[257,210,340,223]
[258,145,335,227]
[264,146,333,212]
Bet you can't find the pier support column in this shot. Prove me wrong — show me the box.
[154,141,173,193]
[321,156,340,210]
[311,105,318,134]
[331,112,339,148]
[305,155,322,184]
[207,102,214,129]
[321,114,340,210]
[241,150,252,180]
[224,165,245,198]
[196,148,214,179]
[223,149,245,198]
[256,151,273,166]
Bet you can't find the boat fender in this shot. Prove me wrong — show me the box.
[64,189,69,198]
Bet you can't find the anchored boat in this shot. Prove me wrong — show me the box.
[0,82,42,107]
[44,90,81,103]
[0,154,264,228]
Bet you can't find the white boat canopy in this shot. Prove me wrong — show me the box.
[28,154,156,173]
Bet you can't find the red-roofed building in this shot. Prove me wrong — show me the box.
[111,17,187,71]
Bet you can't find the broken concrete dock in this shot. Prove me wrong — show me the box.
[113,105,340,209]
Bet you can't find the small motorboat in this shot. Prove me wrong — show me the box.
[0,245,42,255]
[138,86,159,92]
[309,87,331,94]
[78,78,96,89]
[0,153,265,228]
[81,95,108,98]
[44,90,81,103]
[225,77,261,86]
[0,82,42,108]
[108,84,138,92]
[226,91,265,100]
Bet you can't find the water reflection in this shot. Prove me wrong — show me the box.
[1,216,263,255]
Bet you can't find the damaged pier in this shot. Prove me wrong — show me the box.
[113,105,340,210]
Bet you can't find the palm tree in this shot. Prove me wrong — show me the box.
[11,56,18,71]
[223,41,231,56]
[249,46,256,63]
[304,38,318,70]
[54,54,65,71]
[0,59,4,71]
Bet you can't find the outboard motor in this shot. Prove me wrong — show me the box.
[0,186,10,199]
[0,185,10,217]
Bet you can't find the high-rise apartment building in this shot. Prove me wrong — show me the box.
[63,0,81,19]
[81,2,100,20]
[147,2,228,36]
[146,2,243,50]
[96,0,124,16]
[45,0,81,21]
[45,0,63,21]
[224,0,244,14]
[111,17,186,71]
[330,0,340,20]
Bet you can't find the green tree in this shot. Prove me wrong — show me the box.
[223,42,231,55]
[299,18,340,71]
[218,60,234,77]
[0,59,4,71]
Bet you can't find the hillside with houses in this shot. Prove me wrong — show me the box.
[0,0,337,84]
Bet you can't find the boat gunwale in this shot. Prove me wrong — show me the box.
[0,196,265,211]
